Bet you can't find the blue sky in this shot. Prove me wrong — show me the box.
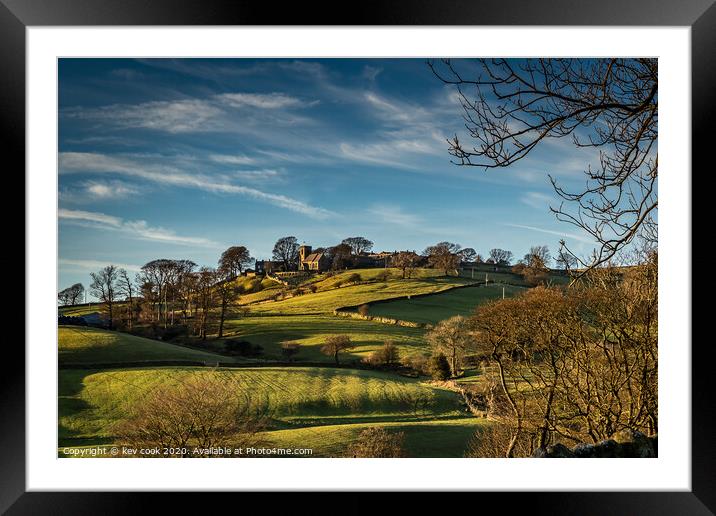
[58,58,600,292]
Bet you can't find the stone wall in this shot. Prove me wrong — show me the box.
[533,429,657,458]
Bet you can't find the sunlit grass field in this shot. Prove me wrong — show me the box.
[223,314,428,361]
[359,283,526,325]
[58,325,231,365]
[247,271,473,315]
[58,366,483,456]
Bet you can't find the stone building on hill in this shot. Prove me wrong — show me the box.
[298,245,331,272]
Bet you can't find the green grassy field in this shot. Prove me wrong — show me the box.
[58,325,231,365]
[58,366,484,457]
[458,267,570,287]
[248,272,473,315]
[359,283,526,325]
[57,268,520,458]
[58,304,112,317]
[223,314,427,361]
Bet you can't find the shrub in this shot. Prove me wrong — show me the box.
[511,263,527,275]
[358,304,370,316]
[363,341,400,368]
[428,353,451,380]
[345,272,361,284]
[346,427,406,458]
[113,375,266,456]
[375,269,390,282]
[401,354,429,376]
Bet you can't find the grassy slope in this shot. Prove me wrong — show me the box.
[58,304,113,317]
[362,283,526,325]
[58,326,230,365]
[262,417,487,457]
[248,272,473,315]
[58,366,482,456]
[223,315,428,361]
[223,270,473,361]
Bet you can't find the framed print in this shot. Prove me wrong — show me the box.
[3,0,711,513]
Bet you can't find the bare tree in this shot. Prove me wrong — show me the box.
[458,247,477,263]
[321,335,355,365]
[327,243,352,270]
[341,236,374,255]
[138,259,172,326]
[116,269,135,330]
[524,245,551,269]
[425,315,472,376]
[272,236,299,271]
[364,341,401,368]
[194,267,217,340]
[89,265,119,329]
[555,246,578,271]
[113,373,266,457]
[392,251,420,279]
[424,242,461,276]
[215,269,240,339]
[58,283,84,306]
[489,248,513,266]
[346,427,406,458]
[470,259,658,457]
[174,260,198,321]
[430,58,657,272]
[219,246,253,278]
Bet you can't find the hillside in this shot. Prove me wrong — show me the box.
[58,326,231,365]
[58,365,483,457]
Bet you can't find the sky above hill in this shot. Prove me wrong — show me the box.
[58,58,601,293]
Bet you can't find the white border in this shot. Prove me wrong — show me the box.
[27,27,691,491]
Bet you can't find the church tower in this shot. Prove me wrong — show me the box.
[298,245,312,267]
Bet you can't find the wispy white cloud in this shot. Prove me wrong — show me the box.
[59,208,123,227]
[59,258,142,273]
[62,91,317,135]
[217,92,314,109]
[520,191,555,210]
[59,208,221,247]
[338,137,439,170]
[209,154,256,165]
[63,98,223,134]
[59,152,334,219]
[368,205,422,228]
[504,223,595,244]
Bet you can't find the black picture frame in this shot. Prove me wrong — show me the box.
[3,0,709,513]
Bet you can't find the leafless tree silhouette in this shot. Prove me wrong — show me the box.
[430,58,657,273]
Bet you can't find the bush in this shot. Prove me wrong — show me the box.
[363,341,400,368]
[428,353,451,380]
[358,304,370,316]
[400,354,429,375]
[375,270,390,282]
[346,427,406,458]
[345,272,361,284]
[511,263,527,275]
